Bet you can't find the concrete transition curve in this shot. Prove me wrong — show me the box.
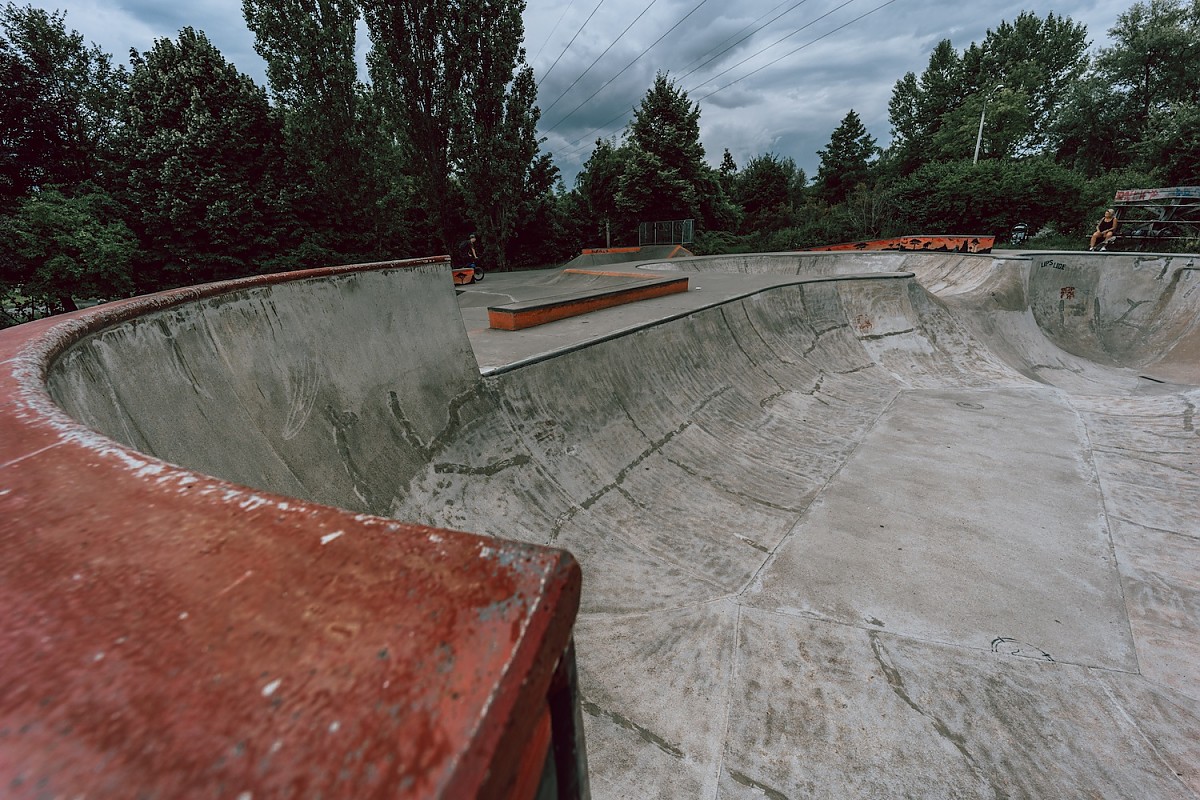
[3,249,1200,798]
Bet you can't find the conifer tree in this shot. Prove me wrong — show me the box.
[815,110,877,205]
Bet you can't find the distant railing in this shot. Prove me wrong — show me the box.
[639,218,694,246]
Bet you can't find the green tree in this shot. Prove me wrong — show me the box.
[361,0,547,262]
[1056,0,1200,175]
[888,39,963,173]
[618,73,702,223]
[815,110,877,205]
[1,187,134,320]
[243,0,389,260]
[1143,102,1200,185]
[718,148,738,194]
[929,86,1030,163]
[961,12,1089,153]
[120,28,296,289]
[890,13,1088,169]
[890,157,1086,237]
[733,153,801,234]
[575,136,636,247]
[1098,0,1200,130]
[616,72,733,232]
[0,3,125,210]
[450,0,545,270]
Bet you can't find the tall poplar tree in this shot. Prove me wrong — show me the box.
[243,0,392,260]
[450,0,545,270]
[360,0,546,261]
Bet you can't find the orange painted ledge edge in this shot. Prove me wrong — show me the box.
[488,277,689,331]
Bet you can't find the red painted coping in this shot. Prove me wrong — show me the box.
[798,234,996,254]
[487,271,689,331]
[0,256,583,798]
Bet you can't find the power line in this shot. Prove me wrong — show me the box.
[688,0,856,93]
[547,0,902,165]
[674,0,793,77]
[541,0,714,133]
[539,0,662,117]
[531,0,578,63]
[537,0,607,87]
[677,0,814,84]
[696,0,901,102]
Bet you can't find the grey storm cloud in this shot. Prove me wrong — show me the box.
[27,0,1131,183]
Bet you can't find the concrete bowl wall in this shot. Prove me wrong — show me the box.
[0,257,581,798]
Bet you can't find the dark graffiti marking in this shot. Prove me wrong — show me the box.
[1060,286,1076,300]
[1040,259,1067,270]
[991,637,1055,663]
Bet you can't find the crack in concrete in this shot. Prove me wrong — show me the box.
[859,327,916,342]
[728,768,790,799]
[868,631,1000,798]
[549,388,731,540]
[432,454,532,477]
[581,700,683,759]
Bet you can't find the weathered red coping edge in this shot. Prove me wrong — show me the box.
[0,256,586,798]
[798,234,995,254]
[488,272,689,331]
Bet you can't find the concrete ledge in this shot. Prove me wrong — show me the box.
[0,256,583,798]
[487,270,689,330]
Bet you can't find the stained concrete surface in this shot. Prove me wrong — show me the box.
[48,251,1200,798]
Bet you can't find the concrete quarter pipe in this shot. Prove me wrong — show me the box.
[4,250,1200,797]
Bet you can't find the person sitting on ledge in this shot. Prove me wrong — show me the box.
[1089,208,1119,251]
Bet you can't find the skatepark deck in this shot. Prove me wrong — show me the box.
[4,249,1199,798]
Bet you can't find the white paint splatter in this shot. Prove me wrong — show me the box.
[262,679,282,697]
[320,530,344,546]
[237,494,271,512]
[92,652,105,662]
[178,612,189,620]
[329,721,341,734]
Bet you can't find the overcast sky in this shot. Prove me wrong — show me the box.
[23,0,1131,185]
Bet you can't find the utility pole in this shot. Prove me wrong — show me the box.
[973,84,1004,164]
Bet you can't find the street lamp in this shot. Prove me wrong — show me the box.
[973,84,1004,164]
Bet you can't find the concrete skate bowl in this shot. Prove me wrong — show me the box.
[4,249,1200,797]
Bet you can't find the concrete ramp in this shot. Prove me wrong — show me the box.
[562,244,693,269]
[12,250,1200,798]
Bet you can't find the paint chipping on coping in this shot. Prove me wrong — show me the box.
[237,494,272,512]
[320,531,344,546]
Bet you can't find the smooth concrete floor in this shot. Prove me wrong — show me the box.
[450,254,1199,799]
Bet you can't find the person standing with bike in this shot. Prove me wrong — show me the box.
[457,232,484,282]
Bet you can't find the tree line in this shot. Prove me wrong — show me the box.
[2,0,1197,326]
